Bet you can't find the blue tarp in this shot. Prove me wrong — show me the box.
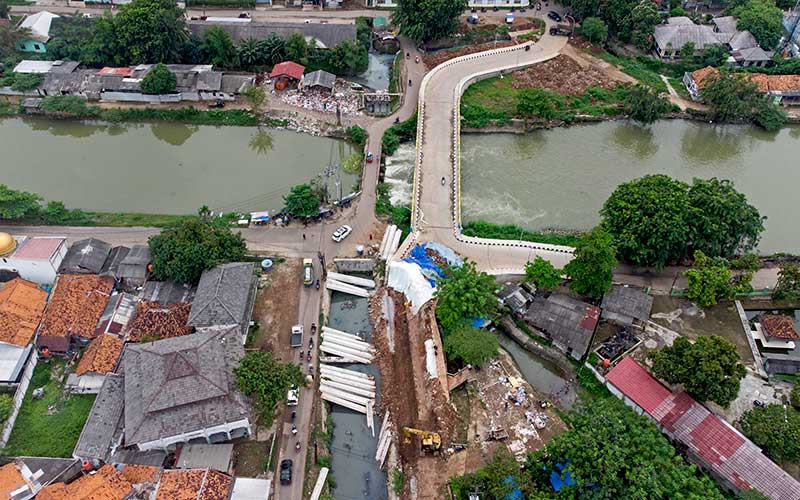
[549,462,576,492]
[402,242,465,287]
[471,317,490,328]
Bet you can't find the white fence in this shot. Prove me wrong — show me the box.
[1,353,38,447]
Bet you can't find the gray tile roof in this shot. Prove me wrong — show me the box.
[655,23,724,51]
[187,20,357,49]
[59,238,112,274]
[600,285,654,326]
[525,293,599,360]
[188,263,256,336]
[712,16,738,33]
[73,373,125,461]
[100,246,130,277]
[140,280,196,305]
[122,326,249,446]
[220,74,254,94]
[728,30,759,50]
[117,245,150,280]
[303,70,335,90]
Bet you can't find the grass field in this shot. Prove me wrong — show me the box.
[3,361,95,458]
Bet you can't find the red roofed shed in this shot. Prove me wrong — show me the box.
[270,61,305,90]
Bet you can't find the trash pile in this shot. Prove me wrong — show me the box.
[276,82,363,116]
[511,54,618,94]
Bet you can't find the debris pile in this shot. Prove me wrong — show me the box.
[275,82,363,116]
[511,54,619,94]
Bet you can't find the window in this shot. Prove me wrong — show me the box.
[34,44,41,51]
[19,44,25,50]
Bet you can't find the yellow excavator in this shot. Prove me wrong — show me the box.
[403,427,442,453]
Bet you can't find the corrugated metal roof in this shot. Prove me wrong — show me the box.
[13,237,63,260]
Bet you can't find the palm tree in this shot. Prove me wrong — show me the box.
[257,35,287,66]
[237,38,261,69]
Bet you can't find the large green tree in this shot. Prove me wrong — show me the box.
[202,27,237,69]
[0,185,42,220]
[625,0,660,50]
[435,260,500,332]
[148,218,247,284]
[516,88,558,127]
[524,256,561,291]
[649,335,746,407]
[392,0,468,42]
[443,323,499,367]
[258,35,288,66]
[601,175,764,268]
[773,262,800,301]
[451,449,527,500]
[283,184,320,218]
[702,70,787,131]
[688,177,764,257]
[580,17,609,44]
[685,251,732,307]
[732,0,785,50]
[523,398,726,499]
[564,226,616,300]
[237,37,262,69]
[113,0,188,64]
[739,404,800,463]
[139,63,177,94]
[234,351,306,427]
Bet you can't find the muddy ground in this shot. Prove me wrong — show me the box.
[423,41,517,69]
[511,54,621,94]
[447,351,566,478]
[250,258,302,354]
[650,296,754,364]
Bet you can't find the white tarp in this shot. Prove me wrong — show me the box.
[387,261,434,314]
[424,339,438,379]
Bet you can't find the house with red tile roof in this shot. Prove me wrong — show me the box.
[605,357,800,500]
[0,277,48,348]
[37,274,114,355]
[270,61,304,89]
[753,314,798,351]
[0,235,67,285]
[155,469,233,500]
[66,333,125,394]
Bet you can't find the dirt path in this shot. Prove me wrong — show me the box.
[251,258,302,354]
[562,44,636,84]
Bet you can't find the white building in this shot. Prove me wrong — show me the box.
[0,233,67,285]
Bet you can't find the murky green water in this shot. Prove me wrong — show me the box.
[387,120,800,254]
[0,117,357,215]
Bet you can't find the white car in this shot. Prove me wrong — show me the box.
[331,225,352,243]
[287,386,299,406]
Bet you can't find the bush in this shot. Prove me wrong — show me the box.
[345,125,367,147]
[0,394,13,423]
[462,220,583,247]
[140,63,177,95]
[580,17,609,44]
[381,114,417,155]
[40,96,100,119]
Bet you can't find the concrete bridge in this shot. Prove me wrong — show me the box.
[399,33,575,274]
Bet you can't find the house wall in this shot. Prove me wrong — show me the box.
[136,418,252,452]
[99,91,237,103]
[18,39,47,54]
[0,257,57,285]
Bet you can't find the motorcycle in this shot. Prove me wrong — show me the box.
[315,279,320,290]
[295,442,301,452]
[308,365,313,374]
[408,79,412,87]
[406,52,410,59]
[441,176,446,186]
[415,56,420,64]
[291,425,298,435]
[307,352,312,362]
[291,411,296,422]
[311,323,317,335]
[309,338,314,349]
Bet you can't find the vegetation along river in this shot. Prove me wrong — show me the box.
[385,120,800,254]
[0,117,358,216]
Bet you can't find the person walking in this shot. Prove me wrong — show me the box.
[303,233,306,240]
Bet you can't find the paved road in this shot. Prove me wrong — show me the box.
[408,26,575,273]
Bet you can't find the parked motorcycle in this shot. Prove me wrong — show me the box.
[291,425,298,435]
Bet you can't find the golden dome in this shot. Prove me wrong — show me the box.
[0,233,16,256]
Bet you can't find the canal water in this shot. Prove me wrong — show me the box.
[497,334,577,410]
[350,52,395,91]
[327,291,388,500]
[0,117,357,215]
[386,120,800,254]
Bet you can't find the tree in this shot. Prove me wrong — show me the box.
[443,324,499,366]
[451,449,524,500]
[580,17,608,44]
[0,184,42,220]
[258,35,287,66]
[523,398,726,499]
[732,0,785,50]
[321,39,369,76]
[702,70,761,123]
[286,32,311,65]
[753,98,787,132]
[237,37,261,69]
[773,262,800,301]
[234,351,306,427]
[564,226,616,299]
[0,1,8,20]
[738,404,800,462]
[392,0,468,42]
[790,383,800,409]
[687,178,764,257]
[139,63,177,94]
[702,44,728,67]
[625,0,660,50]
[113,0,188,64]
[649,335,746,407]
[685,251,732,307]
[241,85,267,114]
[283,184,320,218]
[679,41,696,62]
[516,88,557,126]
[625,84,671,124]
[202,27,237,69]
[434,260,500,332]
[148,218,247,284]
[524,256,561,291]
[669,6,686,16]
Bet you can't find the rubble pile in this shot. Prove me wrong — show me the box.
[511,54,619,95]
[275,82,363,116]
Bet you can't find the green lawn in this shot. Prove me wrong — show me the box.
[2,362,96,458]
[83,211,195,228]
[592,52,668,92]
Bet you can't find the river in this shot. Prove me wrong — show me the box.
[386,120,800,254]
[0,117,358,215]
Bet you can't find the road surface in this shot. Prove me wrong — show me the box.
[407,25,575,273]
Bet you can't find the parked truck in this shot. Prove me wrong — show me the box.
[291,325,303,347]
[549,24,572,36]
